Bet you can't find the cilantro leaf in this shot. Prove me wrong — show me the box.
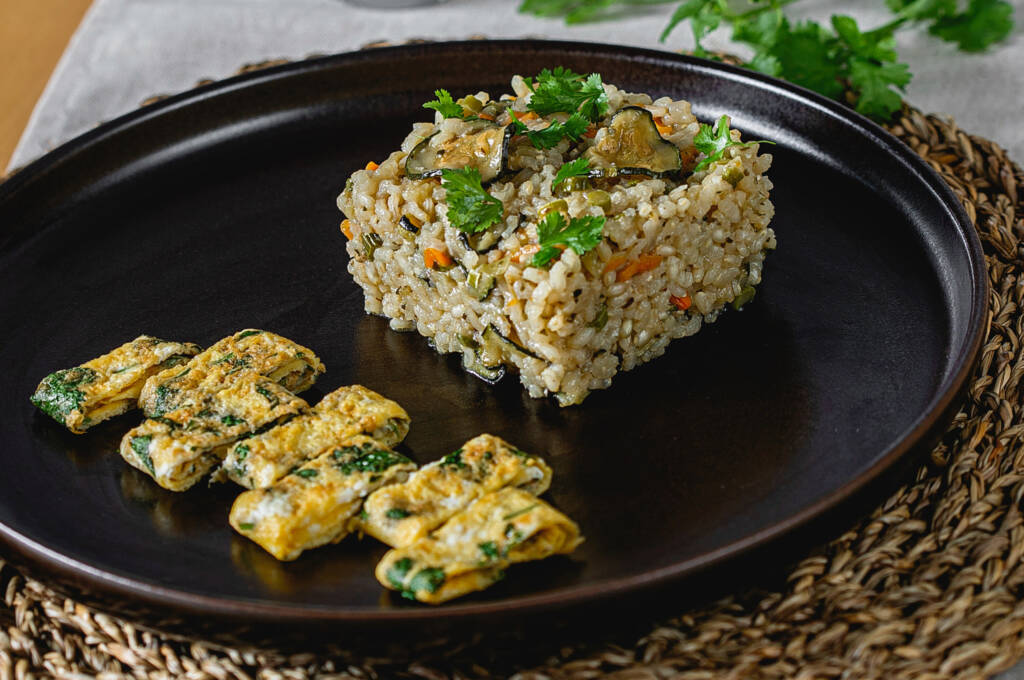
[527,67,609,121]
[552,157,591,191]
[661,0,728,52]
[513,112,589,149]
[769,21,846,100]
[848,58,911,119]
[423,89,464,119]
[530,212,605,268]
[441,168,504,234]
[693,115,772,173]
[928,0,1013,51]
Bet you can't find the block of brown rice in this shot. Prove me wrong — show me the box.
[337,73,775,405]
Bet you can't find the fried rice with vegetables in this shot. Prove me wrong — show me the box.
[337,68,775,406]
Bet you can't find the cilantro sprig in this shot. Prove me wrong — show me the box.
[440,168,505,234]
[526,67,609,122]
[551,157,592,191]
[512,112,590,149]
[519,1,1014,121]
[531,212,605,268]
[423,89,465,119]
[693,115,773,173]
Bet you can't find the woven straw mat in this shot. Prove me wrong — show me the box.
[3,50,1024,680]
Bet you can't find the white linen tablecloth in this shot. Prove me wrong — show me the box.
[8,1,1024,677]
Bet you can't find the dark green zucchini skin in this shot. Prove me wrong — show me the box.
[398,215,420,234]
[404,123,515,184]
[584,106,682,179]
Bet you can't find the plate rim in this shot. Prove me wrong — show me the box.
[0,38,989,623]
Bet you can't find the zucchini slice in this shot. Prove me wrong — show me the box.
[584,107,682,178]
[405,122,514,183]
[481,324,539,362]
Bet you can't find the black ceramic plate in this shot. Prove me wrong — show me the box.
[0,41,985,625]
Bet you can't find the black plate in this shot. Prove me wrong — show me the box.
[0,41,985,624]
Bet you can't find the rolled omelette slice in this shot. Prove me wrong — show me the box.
[222,384,410,489]
[358,433,552,548]
[30,335,201,434]
[121,374,308,491]
[375,487,582,604]
[229,436,417,561]
[138,329,323,416]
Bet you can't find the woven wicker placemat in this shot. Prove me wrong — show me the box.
[3,51,1024,679]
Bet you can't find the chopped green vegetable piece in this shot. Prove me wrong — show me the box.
[130,435,155,475]
[361,232,383,260]
[478,541,501,563]
[503,503,539,521]
[235,330,263,339]
[732,285,757,310]
[30,367,97,422]
[440,448,467,469]
[220,415,246,427]
[423,88,465,119]
[387,557,414,590]
[234,444,250,460]
[333,446,411,475]
[440,168,505,234]
[408,567,446,596]
[295,468,318,479]
[386,508,412,519]
[531,212,605,268]
[255,386,279,408]
[238,522,255,531]
[587,301,609,330]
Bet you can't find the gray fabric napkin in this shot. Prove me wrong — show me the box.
[9,0,1023,169]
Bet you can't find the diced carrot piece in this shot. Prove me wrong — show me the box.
[365,161,379,171]
[670,294,692,311]
[654,116,673,136]
[478,113,495,121]
[616,254,663,282]
[602,254,628,275]
[584,125,598,138]
[512,110,539,121]
[424,247,453,270]
[340,219,354,240]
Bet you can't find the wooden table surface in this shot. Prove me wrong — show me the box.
[1,0,92,170]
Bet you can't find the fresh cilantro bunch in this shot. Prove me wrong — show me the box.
[693,115,773,172]
[519,0,1014,120]
[440,168,504,233]
[531,212,606,268]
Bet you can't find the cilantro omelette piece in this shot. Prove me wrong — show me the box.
[229,437,417,561]
[138,329,323,417]
[120,374,308,492]
[222,384,410,489]
[357,433,552,548]
[30,335,201,434]
[375,487,582,604]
